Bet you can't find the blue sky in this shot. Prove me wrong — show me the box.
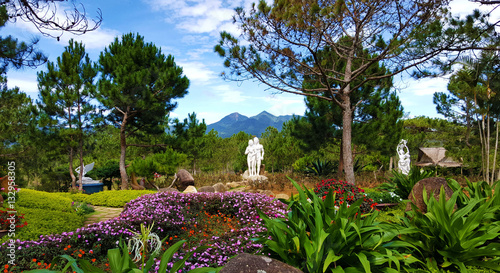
[4,0,498,125]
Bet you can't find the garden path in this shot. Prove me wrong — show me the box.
[83,206,123,227]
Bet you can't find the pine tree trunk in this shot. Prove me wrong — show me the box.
[69,145,76,188]
[342,102,355,185]
[486,115,490,184]
[78,99,84,191]
[119,114,129,190]
[492,120,499,185]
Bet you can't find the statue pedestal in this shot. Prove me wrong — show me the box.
[77,177,103,194]
[242,170,268,182]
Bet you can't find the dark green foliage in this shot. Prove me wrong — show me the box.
[304,159,336,177]
[256,178,418,273]
[127,148,187,180]
[87,160,121,189]
[38,167,71,192]
[97,32,189,189]
[71,202,94,216]
[399,186,500,272]
[0,5,46,77]
[364,191,402,204]
[171,113,207,173]
[383,167,436,199]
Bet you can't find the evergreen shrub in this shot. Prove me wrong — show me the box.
[17,189,73,212]
[82,190,156,207]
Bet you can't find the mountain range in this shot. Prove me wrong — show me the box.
[206,111,297,138]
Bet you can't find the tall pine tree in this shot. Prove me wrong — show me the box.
[37,39,97,189]
[97,33,189,189]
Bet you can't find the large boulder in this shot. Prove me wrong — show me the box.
[198,186,215,193]
[213,183,227,193]
[173,169,195,191]
[406,177,454,213]
[219,253,304,273]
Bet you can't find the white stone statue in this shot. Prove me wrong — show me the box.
[245,139,256,176]
[75,162,99,184]
[397,139,410,175]
[253,137,264,176]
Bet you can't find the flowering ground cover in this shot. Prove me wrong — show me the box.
[0,191,287,272]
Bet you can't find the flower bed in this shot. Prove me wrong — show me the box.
[0,191,287,272]
[314,178,377,213]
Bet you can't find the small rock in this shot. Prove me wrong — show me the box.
[275,193,290,200]
[183,186,198,193]
[261,190,275,197]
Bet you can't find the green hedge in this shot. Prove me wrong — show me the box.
[0,207,83,244]
[54,190,156,207]
[17,189,73,212]
[86,190,156,207]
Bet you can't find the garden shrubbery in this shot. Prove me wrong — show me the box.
[56,190,156,207]
[17,189,73,212]
[314,178,377,213]
[0,191,287,272]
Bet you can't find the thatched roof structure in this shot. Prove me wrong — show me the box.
[415,147,462,167]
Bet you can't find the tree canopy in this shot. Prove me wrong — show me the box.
[215,0,454,184]
[97,32,189,189]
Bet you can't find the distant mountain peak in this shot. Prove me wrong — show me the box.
[207,111,298,138]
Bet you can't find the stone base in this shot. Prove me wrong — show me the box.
[241,170,268,182]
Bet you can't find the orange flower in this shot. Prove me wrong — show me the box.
[67,245,71,249]
[32,259,36,263]
[78,254,82,258]
[91,259,96,263]
[4,269,7,273]
[37,262,41,266]
[4,265,8,269]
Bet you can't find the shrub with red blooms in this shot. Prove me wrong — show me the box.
[0,208,27,230]
[314,179,377,213]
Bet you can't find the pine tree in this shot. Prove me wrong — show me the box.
[37,39,97,189]
[97,33,189,189]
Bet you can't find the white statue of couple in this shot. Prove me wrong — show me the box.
[245,137,265,177]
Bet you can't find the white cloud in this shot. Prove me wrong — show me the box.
[211,85,248,103]
[7,74,38,98]
[263,95,306,117]
[146,0,241,35]
[397,77,448,97]
[177,61,217,83]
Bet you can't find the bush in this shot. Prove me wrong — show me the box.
[257,178,418,273]
[399,187,500,272]
[0,207,84,244]
[82,190,157,207]
[383,167,436,199]
[364,190,402,204]
[16,189,73,212]
[314,178,377,213]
